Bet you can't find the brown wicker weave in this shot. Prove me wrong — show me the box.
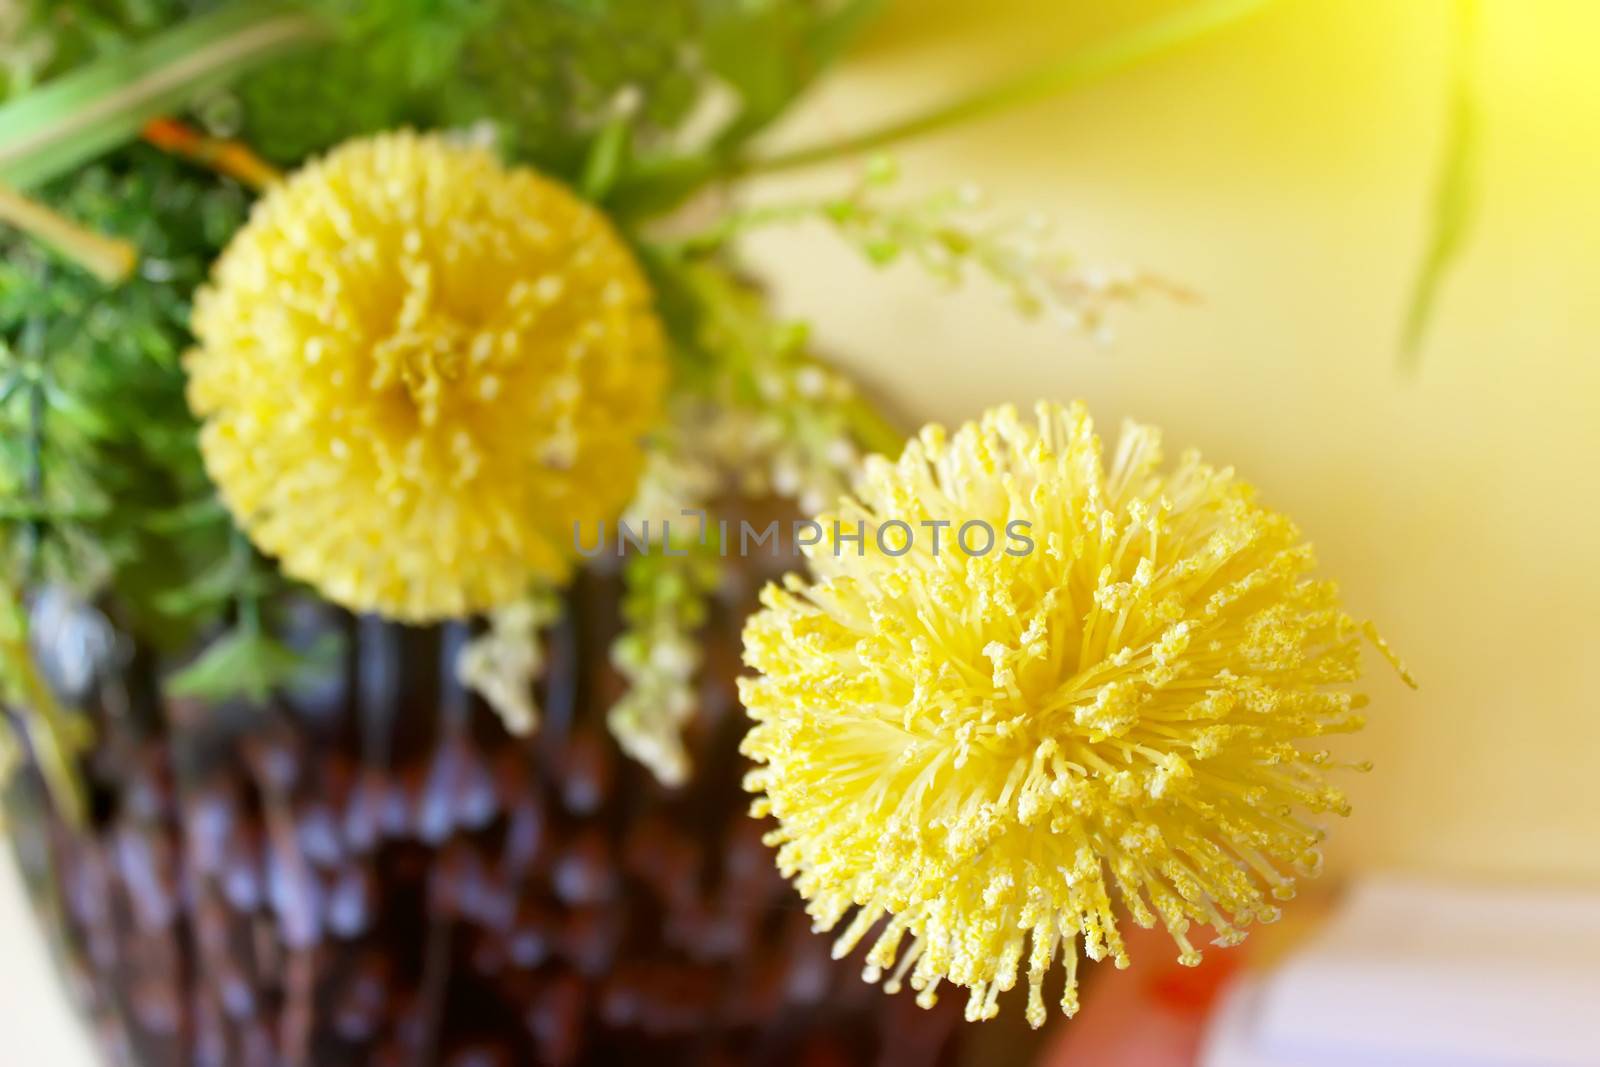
[4,543,982,1067]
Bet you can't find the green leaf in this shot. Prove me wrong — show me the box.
[0,1,331,190]
[703,0,886,151]
[166,625,340,703]
[142,496,229,535]
[579,108,636,201]
[43,381,119,440]
[150,548,256,615]
[1399,0,1481,371]
[607,0,886,217]
[0,574,91,827]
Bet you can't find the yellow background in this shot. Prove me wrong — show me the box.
[741,0,1600,883]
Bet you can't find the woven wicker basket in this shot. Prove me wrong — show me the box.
[4,541,987,1066]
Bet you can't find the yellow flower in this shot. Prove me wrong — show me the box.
[739,401,1411,1027]
[187,131,665,621]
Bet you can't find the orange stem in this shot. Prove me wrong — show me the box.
[141,118,282,190]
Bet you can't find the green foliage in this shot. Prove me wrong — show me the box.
[0,0,885,715]
[618,0,1276,208]
[697,0,884,152]
[4,0,883,203]
[0,0,212,103]
[0,1,326,189]
[230,0,882,195]
[227,0,498,165]
[645,253,903,514]
[165,621,341,703]
[667,158,1184,337]
[0,147,248,645]
[607,0,884,216]
[450,0,700,178]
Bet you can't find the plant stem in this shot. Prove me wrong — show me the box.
[613,0,1277,219]
[1398,0,1480,372]
[233,530,263,638]
[0,581,89,829]
[840,385,907,459]
[0,182,136,284]
[1,325,91,826]
[142,118,283,191]
[732,0,1279,178]
[20,319,47,568]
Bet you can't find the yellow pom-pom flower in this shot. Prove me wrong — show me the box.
[739,401,1410,1027]
[187,131,665,621]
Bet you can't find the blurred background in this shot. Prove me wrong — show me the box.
[744,0,1600,887]
[5,0,1598,1062]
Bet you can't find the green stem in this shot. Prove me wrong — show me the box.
[840,386,907,459]
[19,320,46,572]
[0,325,90,825]
[1398,0,1480,371]
[0,584,89,829]
[613,0,1277,218]
[732,0,1279,178]
[232,530,262,638]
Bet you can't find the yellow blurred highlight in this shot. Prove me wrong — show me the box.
[740,0,1600,882]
